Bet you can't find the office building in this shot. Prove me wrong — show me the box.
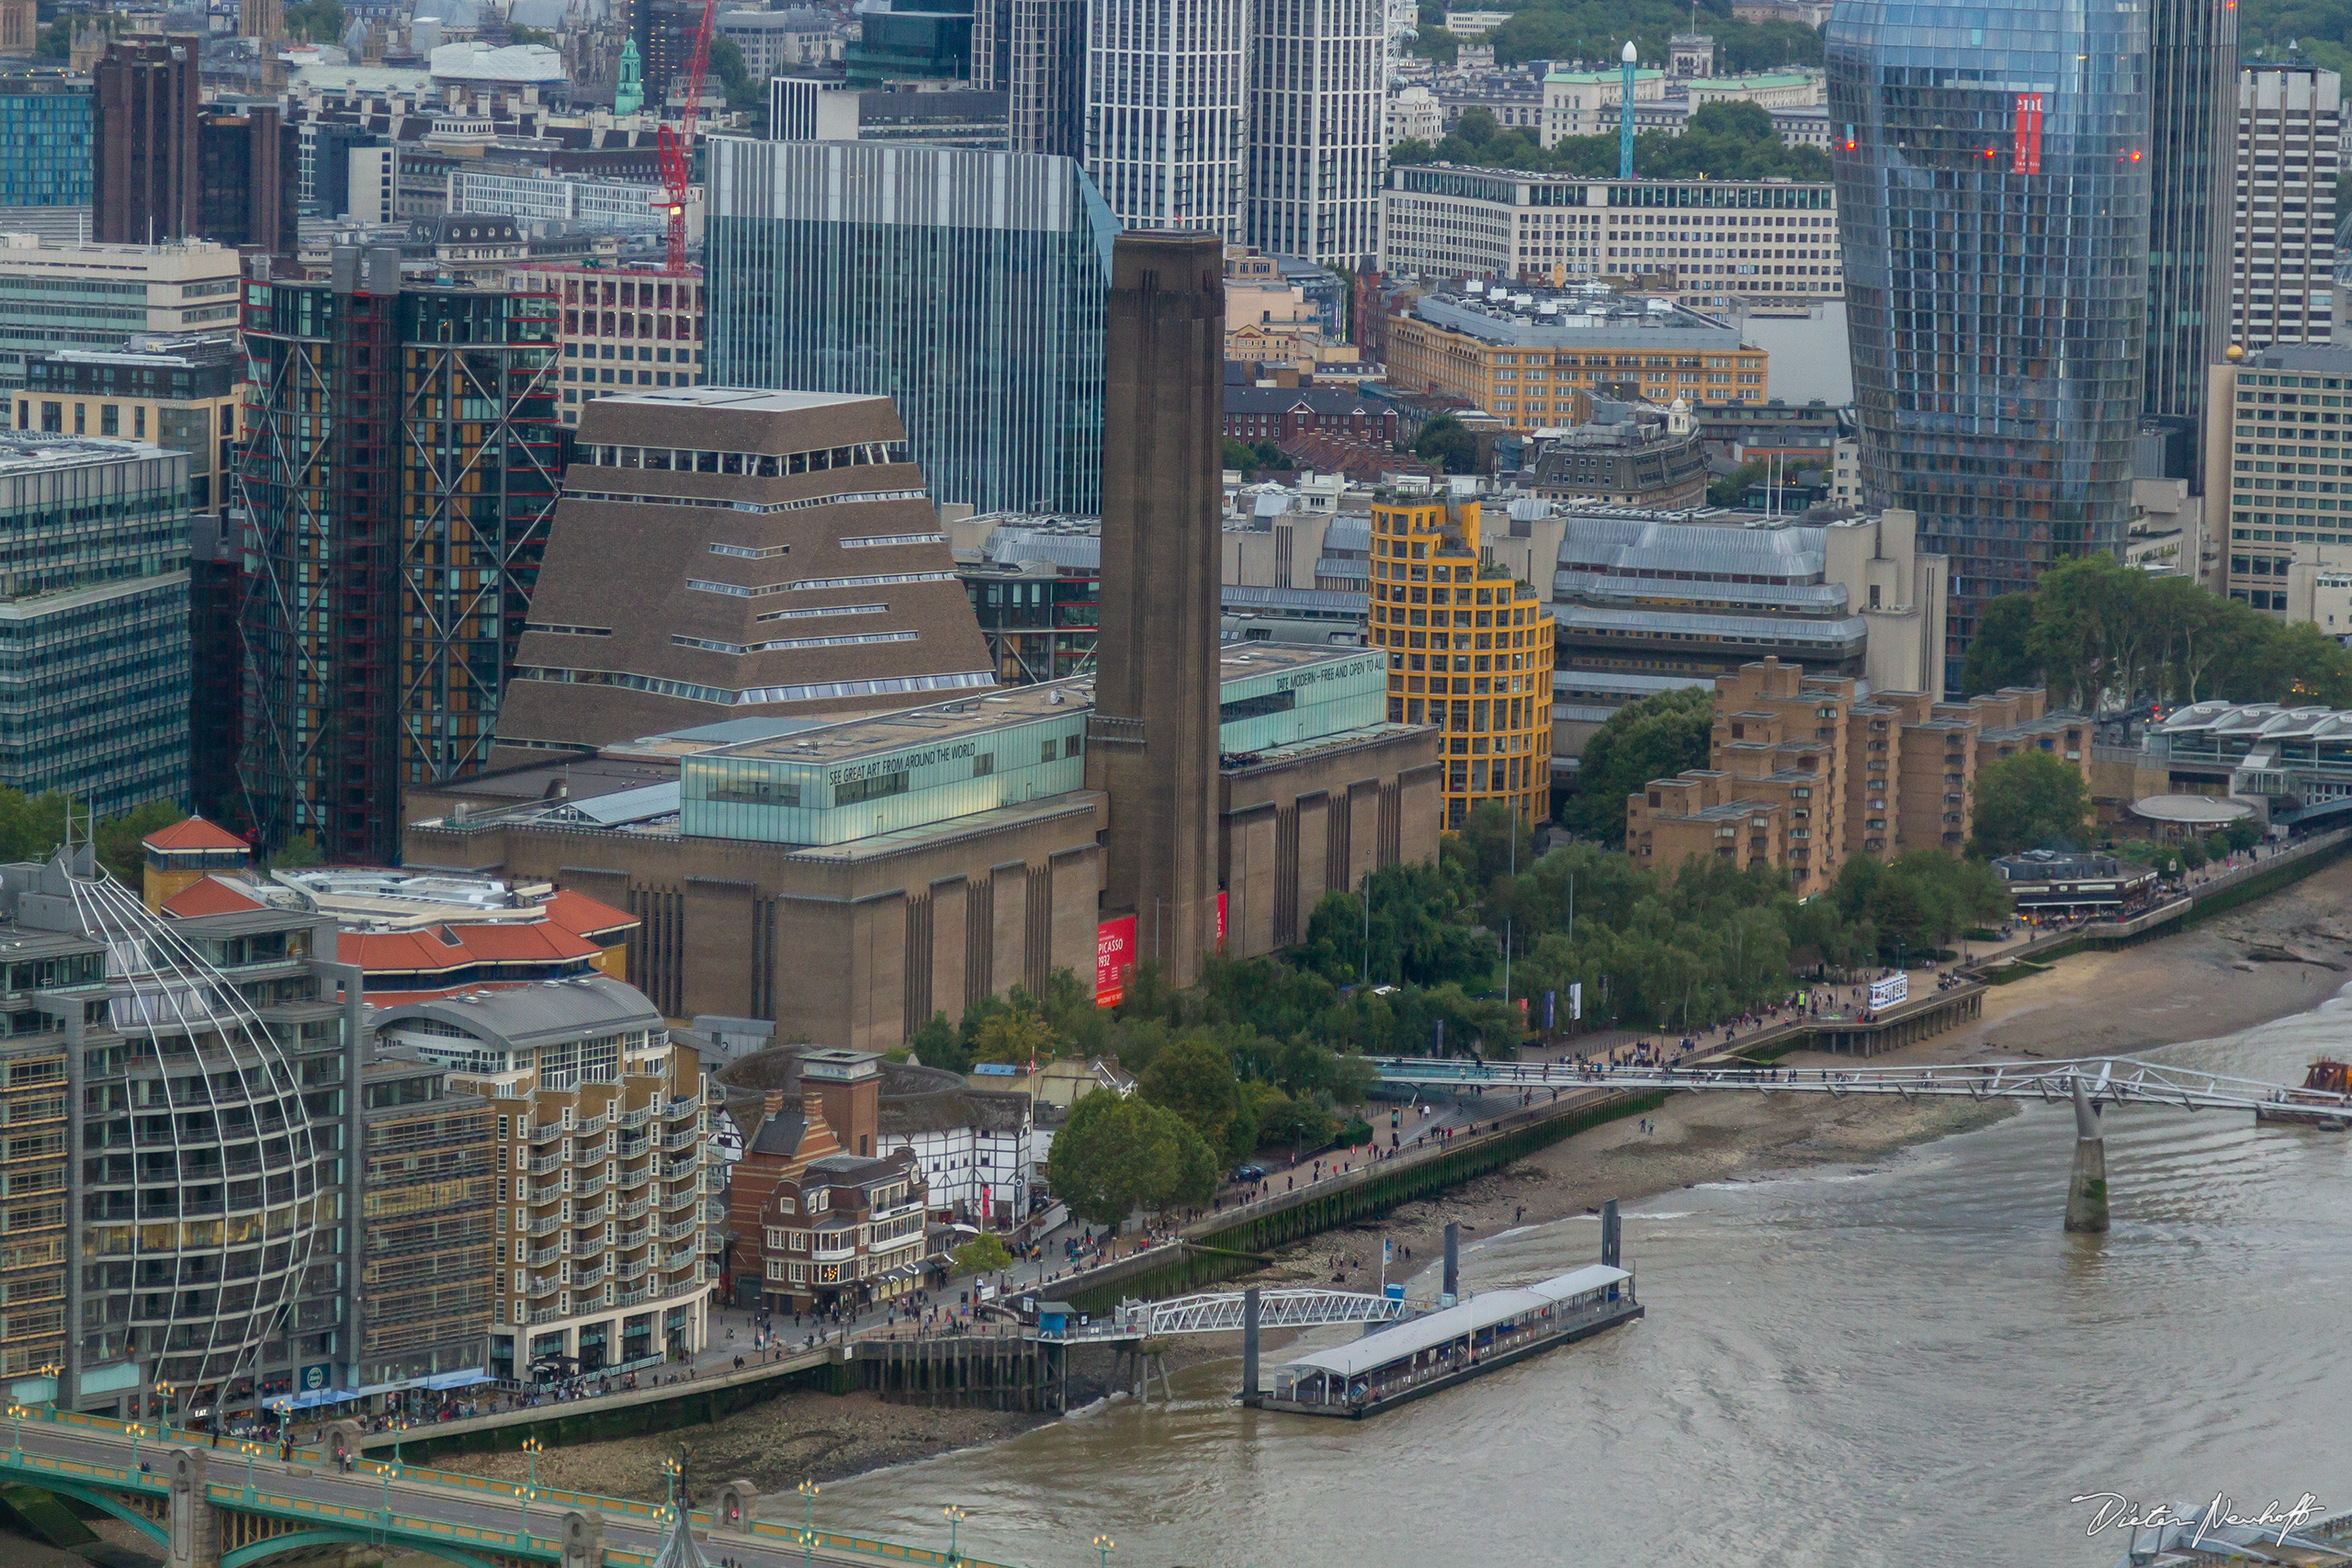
[237,248,561,863]
[511,265,705,428]
[0,434,189,815]
[2205,342,2352,615]
[1384,283,1768,434]
[405,641,1437,1044]
[1626,658,2086,886]
[705,137,1115,517]
[194,104,290,254]
[1828,0,2148,677]
[1548,507,1948,698]
[1378,165,1842,308]
[1525,401,1708,508]
[1245,0,1386,267]
[842,0,978,84]
[974,0,1086,158]
[0,70,91,215]
[356,1052,495,1389]
[382,976,715,1377]
[493,388,997,761]
[1537,62,1668,144]
[447,167,694,240]
[91,37,198,245]
[298,121,380,220]
[2230,62,2340,354]
[17,333,243,813]
[0,238,242,391]
[2143,0,2237,474]
[0,844,362,1420]
[1370,489,1554,828]
[1083,0,1250,239]
[1088,231,1227,980]
[716,8,842,75]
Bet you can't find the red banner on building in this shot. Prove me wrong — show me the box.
[1217,889,1228,951]
[1095,915,1136,1009]
[2013,93,2043,175]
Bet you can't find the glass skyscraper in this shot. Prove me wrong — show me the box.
[0,70,92,213]
[704,137,1115,518]
[2143,0,2237,474]
[1828,0,2150,676]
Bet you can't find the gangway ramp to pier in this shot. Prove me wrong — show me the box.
[1104,1286,1408,1337]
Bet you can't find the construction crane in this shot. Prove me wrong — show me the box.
[654,0,721,275]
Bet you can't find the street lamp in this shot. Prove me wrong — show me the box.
[379,1460,395,1529]
[943,1504,967,1563]
[8,1402,26,1459]
[34,1362,58,1408]
[1092,1533,1114,1568]
[662,1456,683,1512]
[795,1526,820,1568]
[388,1417,410,1469]
[516,1484,538,1542]
[521,1434,543,1489]
[243,1441,261,1498]
[128,1423,147,1472]
[797,1478,819,1535]
[153,1381,175,1429]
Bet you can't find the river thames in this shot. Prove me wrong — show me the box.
[830,987,2352,1566]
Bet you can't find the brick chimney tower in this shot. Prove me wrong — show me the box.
[1086,230,1226,984]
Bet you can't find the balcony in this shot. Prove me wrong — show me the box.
[573,1201,606,1225]
[530,1243,563,1267]
[528,1153,563,1176]
[618,1258,651,1282]
[617,1105,653,1130]
[527,1215,563,1237]
[577,1112,607,1138]
[811,1236,855,1263]
[574,1264,605,1291]
[662,1218,698,1244]
[616,1167,650,1191]
[663,1246,698,1270]
[620,1225,650,1249]
[616,1287,649,1308]
[526,1274,562,1300]
[616,1196,651,1221]
[661,1130,697,1153]
[531,1122,562,1146]
[576,1174,606,1200]
[664,1094,700,1121]
[529,1304,570,1325]
[662,1185,698,1213]
[528,1181,565,1204]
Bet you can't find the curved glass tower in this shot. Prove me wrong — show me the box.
[1828,0,2149,679]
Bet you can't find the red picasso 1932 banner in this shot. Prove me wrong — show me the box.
[2013,92,2043,175]
[1095,915,1136,1009]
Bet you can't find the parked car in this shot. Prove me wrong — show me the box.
[1230,1163,1267,1184]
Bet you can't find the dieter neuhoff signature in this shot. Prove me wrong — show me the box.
[2074,1491,2332,1552]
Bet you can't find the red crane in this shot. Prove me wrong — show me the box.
[654,0,720,275]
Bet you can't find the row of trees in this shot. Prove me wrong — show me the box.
[1392,101,1828,183]
[1410,0,1823,74]
[1959,554,2352,711]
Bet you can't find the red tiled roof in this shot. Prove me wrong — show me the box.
[540,887,637,942]
[337,919,602,977]
[161,876,266,918]
[143,816,252,853]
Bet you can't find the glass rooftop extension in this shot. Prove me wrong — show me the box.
[676,645,1391,846]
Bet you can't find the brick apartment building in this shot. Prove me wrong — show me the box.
[1625,658,2089,890]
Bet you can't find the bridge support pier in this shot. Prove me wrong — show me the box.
[1240,1286,1261,1407]
[2064,1078,2109,1234]
[167,1449,218,1568]
[560,1509,603,1568]
[1442,1221,1459,1303]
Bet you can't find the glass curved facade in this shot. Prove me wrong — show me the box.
[1827,0,2149,679]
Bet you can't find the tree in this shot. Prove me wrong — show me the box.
[971,1003,1056,1066]
[1708,458,1765,508]
[1138,1035,1247,1158]
[1411,415,1478,475]
[96,800,183,887]
[509,24,555,44]
[263,831,323,871]
[283,0,345,43]
[951,1232,1013,1275]
[1960,592,2040,696]
[907,1010,968,1075]
[706,37,763,122]
[1967,751,2093,859]
[1564,685,1714,844]
[1046,1092,1216,1226]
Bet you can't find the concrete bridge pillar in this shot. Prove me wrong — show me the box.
[1239,1287,1261,1406]
[319,1420,364,1470]
[560,1509,604,1568]
[166,1448,219,1568]
[2064,1077,2109,1234]
[713,1480,759,1531]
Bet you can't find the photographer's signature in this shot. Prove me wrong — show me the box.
[2074,1491,2327,1549]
